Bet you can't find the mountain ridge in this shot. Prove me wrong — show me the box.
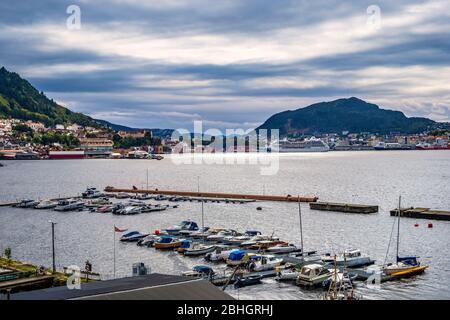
[257,97,437,136]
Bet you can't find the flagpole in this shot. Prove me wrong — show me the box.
[113,226,116,279]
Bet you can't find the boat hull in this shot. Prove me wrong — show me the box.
[386,265,428,277]
[184,246,216,256]
[154,242,181,250]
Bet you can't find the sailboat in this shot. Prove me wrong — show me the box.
[383,196,429,277]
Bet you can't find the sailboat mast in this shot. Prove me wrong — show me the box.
[198,176,204,229]
[298,196,304,256]
[396,195,401,261]
[201,201,204,230]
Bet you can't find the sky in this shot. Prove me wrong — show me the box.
[1,0,449,130]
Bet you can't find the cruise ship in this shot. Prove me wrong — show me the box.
[272,137,330,153]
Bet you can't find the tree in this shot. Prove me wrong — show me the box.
[4,247,11,263]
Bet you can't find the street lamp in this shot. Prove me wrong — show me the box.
[48,220,57,273]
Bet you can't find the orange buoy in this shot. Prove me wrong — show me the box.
[428,223,433,228]
[155,229,160,235]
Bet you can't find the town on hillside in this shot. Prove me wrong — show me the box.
[0,117,449,160]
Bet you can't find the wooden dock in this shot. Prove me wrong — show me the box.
[0,275,54,293]
[310,201,378,214]
[104,187,318,203]
[390,207,450,221]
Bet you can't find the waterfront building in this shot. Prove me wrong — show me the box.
[79,138,114,158]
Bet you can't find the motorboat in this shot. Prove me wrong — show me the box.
[132,193,152,200]
[267,243,299,254]
[118,206,143,215]
[14,199,39,208]
[154,195,169,201]
[137,234,160,247]
[184,244,217,257]
[176,240,193,253]
[115,193,131,199]
[164,221,199,236]
[249,240,288,251]
[296,264,334,287]
[223,230,261,245]
[192,228,225,240]
[82,187,104,199]
[182,265,215,278]
[226,249,248,266]
[247,254,283,272]
[275,264,300,281]
[120,231,149,242]
[240,235,280,247]
[154,236,182,250]
[84,197,111,208]
[234,274,262,288]
[96,204,114,213]
[54,199,85,212]
[34,199,59,209]
[321,249,372,267]
[204,245,235,262]
[179,226,210,237]
[206,229,239,242]
[140,204,168,213]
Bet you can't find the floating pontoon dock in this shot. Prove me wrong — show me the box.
[104,187,318,203]
[390,207,450,221]
[310,202,378,214]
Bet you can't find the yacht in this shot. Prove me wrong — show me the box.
[82,187,105,199]
[54,199,84,212]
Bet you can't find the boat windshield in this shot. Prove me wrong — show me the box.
[301,268,312,276]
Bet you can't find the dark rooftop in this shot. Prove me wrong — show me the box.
[5,273,233,300]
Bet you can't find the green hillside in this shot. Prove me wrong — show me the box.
[0,66,100,127]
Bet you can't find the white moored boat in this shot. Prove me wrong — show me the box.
[184,244,217,256]
[54,199,84,212]
[267,243,298,254]
[321,249,372,267]
[35,199,59,209]
[247,255,283,272]
[296,264,334,287]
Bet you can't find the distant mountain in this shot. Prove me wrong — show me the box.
[257,97,437,136]
[94,119,140,132]
[0,66,100,127]
[95,119,174,138]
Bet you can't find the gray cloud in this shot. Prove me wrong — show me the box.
[1,0,449,129]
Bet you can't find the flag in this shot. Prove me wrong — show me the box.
[114,226,127,232]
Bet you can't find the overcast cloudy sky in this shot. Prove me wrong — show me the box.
[1,0,449,130]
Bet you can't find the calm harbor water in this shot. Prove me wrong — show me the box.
[0,151,449,299]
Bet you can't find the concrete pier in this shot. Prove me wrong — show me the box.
[310,202,378,214]
[390,207,450,221]
[104,186,318,203]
